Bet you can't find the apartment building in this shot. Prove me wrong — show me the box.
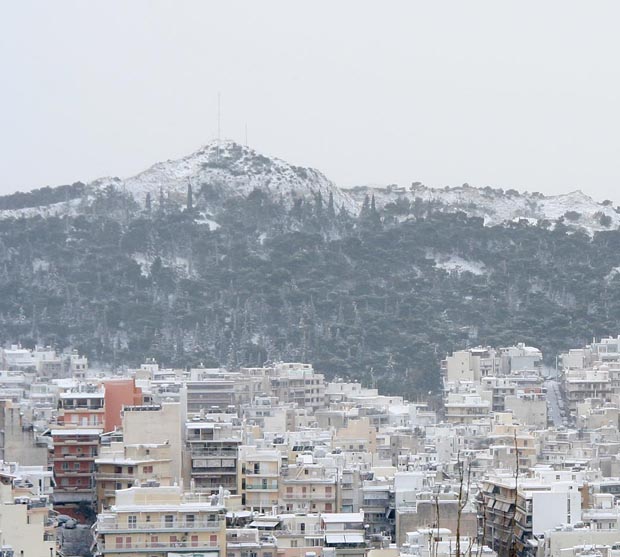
[0,461,56,556]
[240,447,280,512]
[565,369,612,416]
[280,457,337,513]
[185,420,241,494]
[478,473,582,557]
[95,441,174,510]
[122,403,184,484]
[444,393,491,424]
[93,485,227,557]
[268,363,326,412]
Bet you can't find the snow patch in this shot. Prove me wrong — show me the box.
[350,184,620,234]
[433,254,486,276]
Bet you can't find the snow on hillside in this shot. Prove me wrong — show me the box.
[1,142,618,235]
[123,140,356,213]
[433,254,487,276]
[348,183,620,233]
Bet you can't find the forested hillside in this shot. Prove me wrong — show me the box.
[1,187,620,396]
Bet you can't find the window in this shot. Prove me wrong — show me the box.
[164,515,174,527]
[143,465,153,474]
[191,535,199,547]
[128,515,137,529]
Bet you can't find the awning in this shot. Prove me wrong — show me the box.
[325,534,364,545]
[249,519,280,529]
[325,534,346,544]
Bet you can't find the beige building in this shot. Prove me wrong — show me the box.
[444,393,491,424]
[122,403,184,484]
[280,458,337,513]
[0,463,56,557]
[268,363,326,411]
[239,447,280,512]
[95,441,174,510]
[565,369,612,416]
[333,417,377,455]
[94,485,226,557]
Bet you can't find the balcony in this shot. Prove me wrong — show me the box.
[96,520,222,533]
[97,539,220,553]
[245,483,278,491]
[95,472,137,481]
[244,469,279,478]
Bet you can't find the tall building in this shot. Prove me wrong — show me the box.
[184,420,241,494]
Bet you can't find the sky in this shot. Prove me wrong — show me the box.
[1,1,620,202]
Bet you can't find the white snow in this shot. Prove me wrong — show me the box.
[123,139,357,214]
[605,266,620,284]
[432,254,486,276]
[194,216,220,230]
[2,142,618,238]
[349,184,620,234]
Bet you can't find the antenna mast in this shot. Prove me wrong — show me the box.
[217,92,221,161]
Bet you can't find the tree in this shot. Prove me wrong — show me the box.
[187,180,194,212]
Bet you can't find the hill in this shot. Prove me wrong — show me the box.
[0,144,619,395]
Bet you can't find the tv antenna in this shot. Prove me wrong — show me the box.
[217,92,222,161]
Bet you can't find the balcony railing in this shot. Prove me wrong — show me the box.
[97,520,222,532]
[95,472,138,480]
[97,539,220,552]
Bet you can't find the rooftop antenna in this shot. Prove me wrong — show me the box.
[217,92,221,161]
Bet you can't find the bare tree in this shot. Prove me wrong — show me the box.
[455,451,472,557]
[508,432,520,557]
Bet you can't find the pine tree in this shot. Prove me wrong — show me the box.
[145,192,152,214]
[315,191,323,218]
[361,194,370,217]
[187,180,193,212]
[327,192,336,219]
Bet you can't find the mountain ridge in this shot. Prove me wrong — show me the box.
[0,142,618,233]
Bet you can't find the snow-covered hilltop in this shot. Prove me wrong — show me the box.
[124,140,356,213]
[348,183,620,232]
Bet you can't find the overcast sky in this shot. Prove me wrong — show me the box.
[1,1,620,202]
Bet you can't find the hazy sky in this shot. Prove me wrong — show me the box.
[2,1,620,202]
